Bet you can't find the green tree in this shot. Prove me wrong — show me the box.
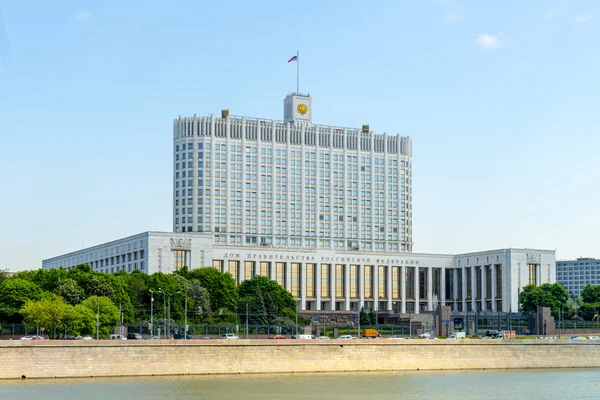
[56,278,85,305]
[188,267,237,311]
[62,305,96,337]
[359,307,370,327]
[238,275,296,324]
[81,296,119,339]
[369,310,377,326]
[566,295,584,319]
[0,278,44,322]
[20,296,70,339]
[248,293,268,326]
[518,283,569,317]
[580,284,600,304]
[189,279,212,322]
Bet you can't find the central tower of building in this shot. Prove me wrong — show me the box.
[173,94,413,252]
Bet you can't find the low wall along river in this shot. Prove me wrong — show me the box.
[1,340,599,379]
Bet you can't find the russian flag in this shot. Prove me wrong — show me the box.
[288,55,298,63]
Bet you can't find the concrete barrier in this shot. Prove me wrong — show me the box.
[1,339,599,379]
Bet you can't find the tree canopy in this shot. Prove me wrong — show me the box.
[518,283,569,317]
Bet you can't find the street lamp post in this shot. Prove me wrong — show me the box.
[158,288,166,340]
[150,290,154,338]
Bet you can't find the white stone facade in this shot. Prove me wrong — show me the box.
[42,232,213,275]
[43,234,555,313]
[173,93,414,253]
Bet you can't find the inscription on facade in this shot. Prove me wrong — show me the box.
[170,238,192,250]
[526,253,541,263]
[222,253,419,265]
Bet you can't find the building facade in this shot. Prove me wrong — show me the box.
[42,232,213,275]
[173,93,413,252]
[42,92,558,315]
[556,258,600,296]
[43,231,555,313]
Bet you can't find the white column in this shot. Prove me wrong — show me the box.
[387,265,393,311]
[269,262,275,281]
[441,268,446,307]
[400,266,406,314]
[481,266,487,312]
[238,261,244,285]
[344,264,350,311]
[427,267,433,311]
[414,266,420,314]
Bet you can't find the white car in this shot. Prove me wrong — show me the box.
[388,335,405,339]
[221,333,239,340]
[20,336,44,340]
[338,335,353,340]
[317,336,330,340]
[587,336,600,340]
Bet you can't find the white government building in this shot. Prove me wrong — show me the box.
[42,92,556,314]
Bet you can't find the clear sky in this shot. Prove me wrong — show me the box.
[1,1,599,271]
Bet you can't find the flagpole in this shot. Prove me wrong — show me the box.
[296,50,299,94]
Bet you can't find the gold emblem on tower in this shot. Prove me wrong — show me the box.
[297,103,308,115]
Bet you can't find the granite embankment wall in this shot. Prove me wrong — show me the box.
[1,340,599,379]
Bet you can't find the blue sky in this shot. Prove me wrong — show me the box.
[1,1,599,270]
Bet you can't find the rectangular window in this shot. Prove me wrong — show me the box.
[364,265,373,299]
[212,259,224,273]
[321,264,331,298]
[244,261,254,280]
[228,260,239,283]
[173,250,185,270]
[445,269,453,301]
[419,267,427,300]
[495,264,502,297]
[528,264,537,285]
[335,264,345,298]
[457,269,463,300]
[276,262,285,287]
[392,266,400,299]
[405,266,415,300]
[466,267,472,300]
[476,266,482,300]
[378,266,386,298]
[350,265,359,299]
[260,261,270,278]
[433,268,441,300]
[291,263,301,298]
[306,263,316,298]
[486,265,492,299]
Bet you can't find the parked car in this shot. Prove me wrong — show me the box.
[109,334,127,340]
[20,336,44,340]
[127,333,143,340]
[201,336,212,340]
[317,336,330,340]
[148,336,160,340]
[388,335,405,339]
[60,335,78,340]
[587,336,600,340]
[221,333,239,340]
[338,335,353,340]
[269,335,286,339]
[81,336,93,340]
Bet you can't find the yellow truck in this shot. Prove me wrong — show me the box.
[361,329,381,338]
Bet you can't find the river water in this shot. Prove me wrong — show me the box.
[1,369,599,400]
